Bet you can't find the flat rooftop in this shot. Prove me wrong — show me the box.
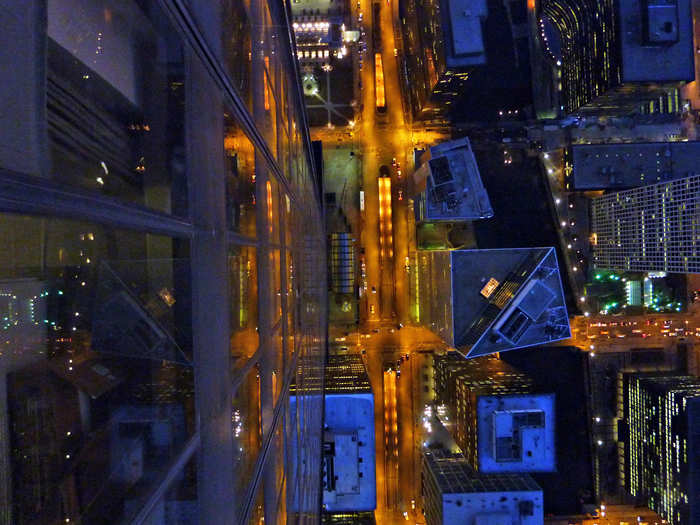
[443,0,488,66]
[571,141,700,190]
[619,0,694,82]
[424,448,541,494]
[450,248,570,357]
[421,137,493,221]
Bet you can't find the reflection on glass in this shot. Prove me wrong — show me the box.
[232,366,261,519]
[46,0,186,215]
[247,482,264,525]
[1,214,193,524]
[285,249,297,345]
[223,0,253,111]
[138,452,198,524]
[272,249,282,323]
[224,113,257,236]
[229,246,258,371]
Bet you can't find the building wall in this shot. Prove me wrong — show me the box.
[0,1,326,524]
[621,374,700,524]
[541,0,620,114]
[591,175,700,273]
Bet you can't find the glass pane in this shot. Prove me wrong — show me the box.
[1,213,194,524]
[270,422,286,524]
[271,248,282,323]
[223,0,252,112]
[233,366,262,518]
[224,113,257,236]
[264,178,281,245]
[272,330,284,403]
[229,245,258,371]
[285,249,296,350]
[284,395,300,517]
[284,193,293,248]
[136,450,198,524]
[247,482,264,525]
[46,0,187,216]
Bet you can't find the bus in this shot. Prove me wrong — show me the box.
[375,52,386,113]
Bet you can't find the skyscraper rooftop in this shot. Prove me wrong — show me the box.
[414,137,493,222]
[418,247,570,358]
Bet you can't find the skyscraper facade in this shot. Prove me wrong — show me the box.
[398,0,488,118]
[540,0,620,114]
[539,0,693,115]
[591,174,700,273]
[0,1,326,524]
[620,373,700,525]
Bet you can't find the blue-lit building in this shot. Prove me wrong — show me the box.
[413,138,493,222]
[418,247,570,358]
[620,373,700,525]
[0,1,327,523]
[422,447,544,525]
[291,353,376,513]
[434,353,556,473]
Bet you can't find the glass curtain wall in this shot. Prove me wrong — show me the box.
[0,1,326,524]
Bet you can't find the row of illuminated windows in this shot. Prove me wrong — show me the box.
[297,49,331,60]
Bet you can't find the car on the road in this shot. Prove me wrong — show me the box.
[379,165,390,177]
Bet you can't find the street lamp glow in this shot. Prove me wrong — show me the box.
[580,296,585,302]
[555,198,561,204]
[561,221,567,227]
